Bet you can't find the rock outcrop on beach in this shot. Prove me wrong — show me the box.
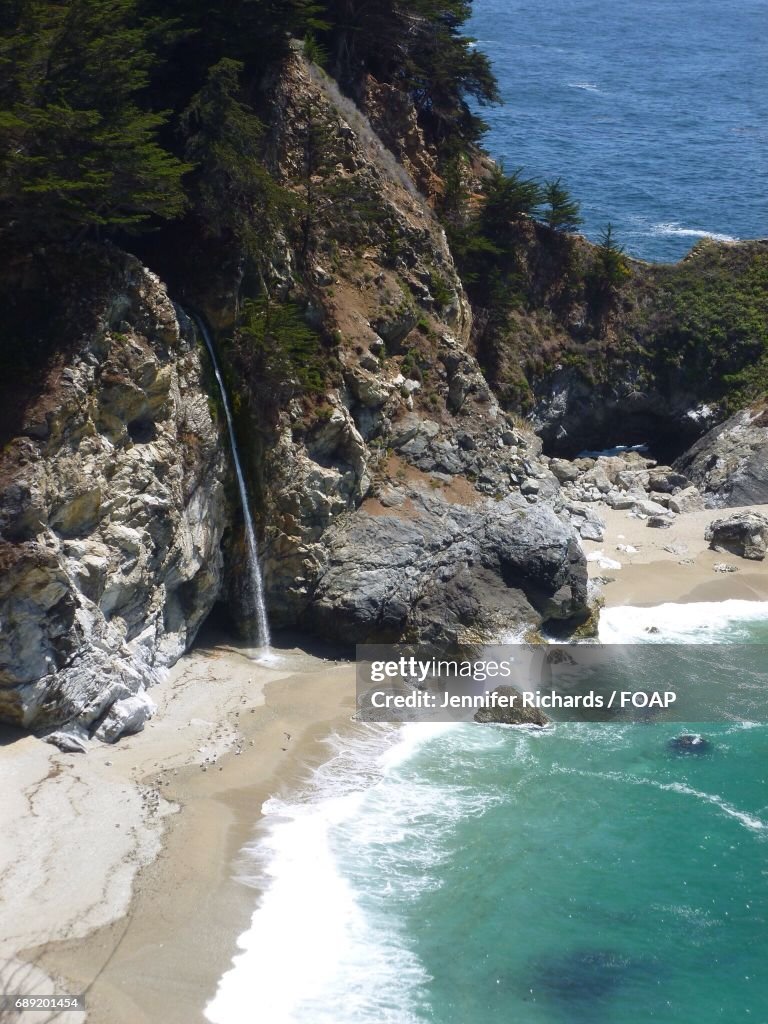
[244,55,591,640]
[0,257,227,734]
[705,511,768,560]
[309,493,588,646]
[475,237,768,464]
[675,404,768,507]
[0,53,592,736]
[545,449,705,537]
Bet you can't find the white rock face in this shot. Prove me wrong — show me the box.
[94,691,157,743]
[0,257,228,734]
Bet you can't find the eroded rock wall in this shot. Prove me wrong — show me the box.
[0,258,227,734]
[675,404,768,507]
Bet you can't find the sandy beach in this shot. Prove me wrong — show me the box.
[583,503,768,607]
[3,504,768,1024]
[0,633,357,1024]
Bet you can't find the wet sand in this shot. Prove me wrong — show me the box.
[0,636,356,1024]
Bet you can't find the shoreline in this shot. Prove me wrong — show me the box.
[3,507,768,1023]
[0,636,357,1024]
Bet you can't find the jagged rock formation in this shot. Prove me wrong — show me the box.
[4,47,763,740]
[530,365,708,460]
[308,492,587,647]
[676,404,768,506]
[0,257,227,735]
[474,687,549,726]
[0,54,595,737]
[475,236,768,463]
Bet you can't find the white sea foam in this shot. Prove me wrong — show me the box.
[567,80,602,92]
[578,443,648,458]
[599,600,768,644]
[551,764,768,834]
[204,722,482,1024]
[662,781,768,833]
[650,222,737,243]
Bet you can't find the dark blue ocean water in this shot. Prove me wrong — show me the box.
[468,0,768,262]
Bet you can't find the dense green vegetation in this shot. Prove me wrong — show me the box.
[0,0,495,260]
[228,297,325,415]
[642,243,768,408]
[0,0,499,438]
[0,0,189,249]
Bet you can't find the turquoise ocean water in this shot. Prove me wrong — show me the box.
[468,0,768,262]
[206,603,768,1024]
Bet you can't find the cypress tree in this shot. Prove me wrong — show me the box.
[0,0,189,251]
[542,178,583,232]
[180,58,293,272]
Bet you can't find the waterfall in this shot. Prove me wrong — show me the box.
[191,312,271,651]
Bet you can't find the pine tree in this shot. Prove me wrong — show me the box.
[322,0,498,148]
[480,166,543,244]
[595,223,630,287]
[232,297,324,408]
[0,0,189,250]
[585,223,631,332]
[542,178,582,232]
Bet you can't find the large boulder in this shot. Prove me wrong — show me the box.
[94,690,156,743]
[705,511,768,560]
[676,405,768,506]
[667,486,704,514]
[307,492,589,648]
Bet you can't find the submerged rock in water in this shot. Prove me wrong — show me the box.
[668,733,712,755]
[532,948,638,1004]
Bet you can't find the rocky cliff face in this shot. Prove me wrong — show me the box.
[250,56,590,643]
[475,235,768,462]
[675,404,768,507]
[0,257,227,739]
[3,52,764,742]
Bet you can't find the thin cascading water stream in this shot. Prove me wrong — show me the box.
[190,312,271,652]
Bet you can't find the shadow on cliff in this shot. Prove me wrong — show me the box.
[0,247,117,449]
[194,603,354,662]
